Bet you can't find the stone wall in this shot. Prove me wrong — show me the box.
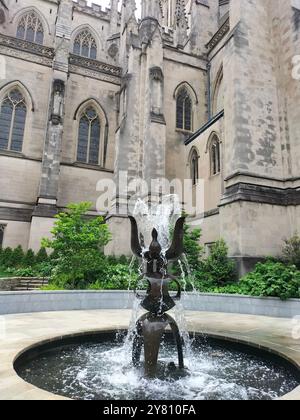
[0,290,299,318]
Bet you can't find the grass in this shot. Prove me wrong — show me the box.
[0,269,15,278]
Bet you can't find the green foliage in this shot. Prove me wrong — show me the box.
[192,261,300,300]
[42,202,111,253]
[0,247,13,268]
[23,249,35,267]
[13,267,37,277]
[42,202,112,288]
[36,247,48,264]
[198,240,237,286]
[183,225,203,271]
[11,246,25,268]
[283,234,300,269]
[238,261,300,300]
[89,264,138,290]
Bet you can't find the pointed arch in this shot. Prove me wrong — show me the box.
[71,25,100,60]
[74,99,108,167]
[212,65,224,116]
[0,81,34,111]
[0,82,32,152]
[10,6,51,45]
[174,81,198,104]
[15,10,44,44]
[206,132,221,176]
[12,7,50,38]
[188,146,199,186]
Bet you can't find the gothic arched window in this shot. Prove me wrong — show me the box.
[73,30,97,59]
[77,106,101,165]
[190,149,199,186]
[210,136,221,176]
[0,89,27,152]
[16,11,44,44]
[176,87,193,132]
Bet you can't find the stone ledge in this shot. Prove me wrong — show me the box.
[0,291,299,318]
[221,182,300,207]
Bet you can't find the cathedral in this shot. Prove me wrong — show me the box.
[0,0,299,275]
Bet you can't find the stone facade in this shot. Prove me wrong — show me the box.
[0,0,299,275]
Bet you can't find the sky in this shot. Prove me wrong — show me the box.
[87,0,142,17]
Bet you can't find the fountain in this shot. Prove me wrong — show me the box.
[13,198,300,400]
[129,215,185,378]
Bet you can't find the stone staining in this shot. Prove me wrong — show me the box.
[0,0,7,24]
[51,80,65,126]
[174,0,188,48]
[0,9,5,24]
[39,79,65,200]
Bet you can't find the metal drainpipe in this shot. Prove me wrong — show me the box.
[207,62,212,121]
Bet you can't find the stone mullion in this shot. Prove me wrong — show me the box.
[87,120,92,164]
[7,103,15,150]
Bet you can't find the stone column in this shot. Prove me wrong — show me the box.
[219,0,297,275]
[28,0,73,250]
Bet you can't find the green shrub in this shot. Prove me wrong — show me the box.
[42,202,112,288]
[14,267,36,277]
[239,261,300,300]
[194,239,236,287]
[283,234,300,269]
[0,247,13,268]
[36,247,48,264]
[23,249,35,267]
[89,264,138,290]
[10,246,25,268]
[183,225,203,271]
[35,261,53,278]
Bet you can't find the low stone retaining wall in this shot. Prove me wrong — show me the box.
[0,278,21,291]
[0,290,299,318]
[0,277,47,291]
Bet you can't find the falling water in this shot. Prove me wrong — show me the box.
[132,195,181,253]
[129,195,195,363]
[16,195,300,399]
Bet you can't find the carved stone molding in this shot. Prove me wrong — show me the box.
[150,66,164,82]
[0,33,54,58]
[0,45,54,67]
[206,17,230,52]
[69,64,121,85]
[69,53,121,78]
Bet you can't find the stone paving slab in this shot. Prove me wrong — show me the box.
[0,310,299,400]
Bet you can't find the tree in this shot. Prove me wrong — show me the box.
[183,224,203,271]
[42,202,111,288]
[201,239,236,286]
[11,246,25,268]
[36,247,48,264]
[23,249,36,267]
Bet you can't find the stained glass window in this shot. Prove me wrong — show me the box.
[0,89,27,152]
[73,30,97,59]
[211,136,221,175]
[16,12,44,44]
[176,87,192,131]
[190,149,199,186]
[77,106,101,165]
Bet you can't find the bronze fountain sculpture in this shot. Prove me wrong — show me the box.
[129,215,186,378]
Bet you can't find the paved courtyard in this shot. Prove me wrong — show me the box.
[0,310,299,400]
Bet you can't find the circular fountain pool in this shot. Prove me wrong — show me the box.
[15,332,299,401]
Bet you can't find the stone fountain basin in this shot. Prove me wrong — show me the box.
[0,310,299,400]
